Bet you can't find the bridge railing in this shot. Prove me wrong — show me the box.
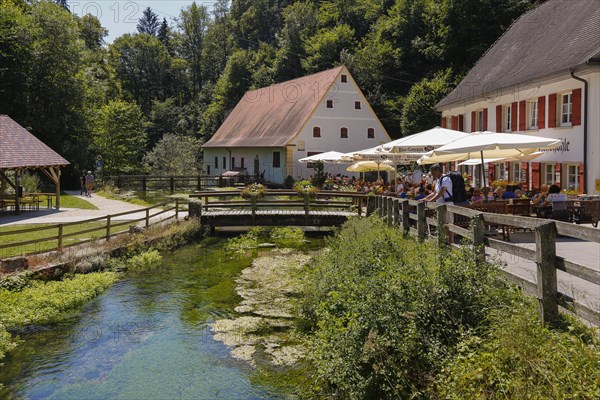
[190,189,368,216]
[375,195,600,327]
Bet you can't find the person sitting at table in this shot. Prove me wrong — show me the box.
[414,186,427,200]
[493,186,504,200]
[470,188,484,204]
[481,187,495,202]
[542,184,568,219]
[502,184,517,199]
[513,188,525,198]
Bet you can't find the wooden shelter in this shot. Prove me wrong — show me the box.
[0,115,70,212]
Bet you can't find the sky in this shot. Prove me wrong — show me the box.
[69,1,219,43]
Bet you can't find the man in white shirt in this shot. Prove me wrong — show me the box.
[423,164,452,204]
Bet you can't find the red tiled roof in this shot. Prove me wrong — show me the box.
[203,66,344,148]
[0,115,70,169]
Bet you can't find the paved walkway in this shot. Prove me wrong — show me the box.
[0,191,184,226]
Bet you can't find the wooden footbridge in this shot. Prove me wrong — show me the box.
[188,189,368,228]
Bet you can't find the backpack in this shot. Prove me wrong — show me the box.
[441,171,467,203]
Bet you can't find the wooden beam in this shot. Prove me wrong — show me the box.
[0,170,16,190]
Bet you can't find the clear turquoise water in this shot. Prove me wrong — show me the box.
[0,239,292,399]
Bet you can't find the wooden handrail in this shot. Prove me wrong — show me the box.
[1,199,182,258]
[374,195,600,327]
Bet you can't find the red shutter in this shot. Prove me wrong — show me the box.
[555,163,562,187]
[488,163,495,184]
[483,108,488,131]
[538,96,545,129]
[519,100,526,131]
[441,116,446,128]
[511,102,518,132]
[458,114,464,132]
[496,105,502,132]
[471,111,476,132]
[548,93,557,128]
[579,163,584,193]
[531,162,541,190]
[451,116,458,130]
[572,88,582,126]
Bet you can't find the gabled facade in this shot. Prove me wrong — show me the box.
[202,66,391,184]
[435,0,600,194]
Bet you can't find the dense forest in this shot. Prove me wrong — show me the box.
[0,0,537,181]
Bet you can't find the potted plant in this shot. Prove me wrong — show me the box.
[294,180,320,198]
[241,183,265,199]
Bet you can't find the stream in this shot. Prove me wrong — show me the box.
[0,237,318,399]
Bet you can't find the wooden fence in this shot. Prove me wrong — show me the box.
[106,174,257,192]
[0,199,182,259]
[374,195,600,327]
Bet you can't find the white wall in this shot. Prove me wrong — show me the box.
[440,69,600,193]
[289,67,392,180]
[203,147,286,184]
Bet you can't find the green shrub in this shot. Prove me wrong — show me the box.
[125,250,162,271]
[284,175,295,188]
[301,216,519,399]
[270,226,305,248]
[0,272,117,361]
[435,301,600,399]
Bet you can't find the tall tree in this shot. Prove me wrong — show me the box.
[79,14,107,50]
[177,2,209,97]
[110,33,171,112]
[93,100,148,175]
[201,0,235,84]
[157,17,170,48]
[137,7,160,36]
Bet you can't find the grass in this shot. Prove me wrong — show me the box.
[0,222,115,259]
[54,193,98,210]
[95,189,154,207]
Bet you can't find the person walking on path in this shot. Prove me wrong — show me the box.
[80,173,88,196]
[85,171,95,197]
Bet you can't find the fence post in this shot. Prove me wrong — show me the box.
[106,215,111,241]
[197,175,201,191]
[393,198,400,227]
[471,213,485,263]
[251,196,257,225]
[386,197,393,227]
[304,192,310,215]
[401,199,410,235]
[142,176,147,193]
[357,196,362,217]
[175,199,179,220]
[379,196,384,218]
[170,177,175,193]
[416,201,426,241]
[57,224,63,251]
[145,208,150,227]
[535,221,559,326]
[117,175,122,188]
[436,204,447,247]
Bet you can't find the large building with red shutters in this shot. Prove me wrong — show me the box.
[435,0,600,194]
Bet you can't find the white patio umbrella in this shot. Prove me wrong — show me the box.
[342,147,421,164]
[457,151,544,166]
[418,132,562,187]
[298,151,347,163]
[377,127,471,154]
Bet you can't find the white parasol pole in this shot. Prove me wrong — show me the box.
[480,150,486,188]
